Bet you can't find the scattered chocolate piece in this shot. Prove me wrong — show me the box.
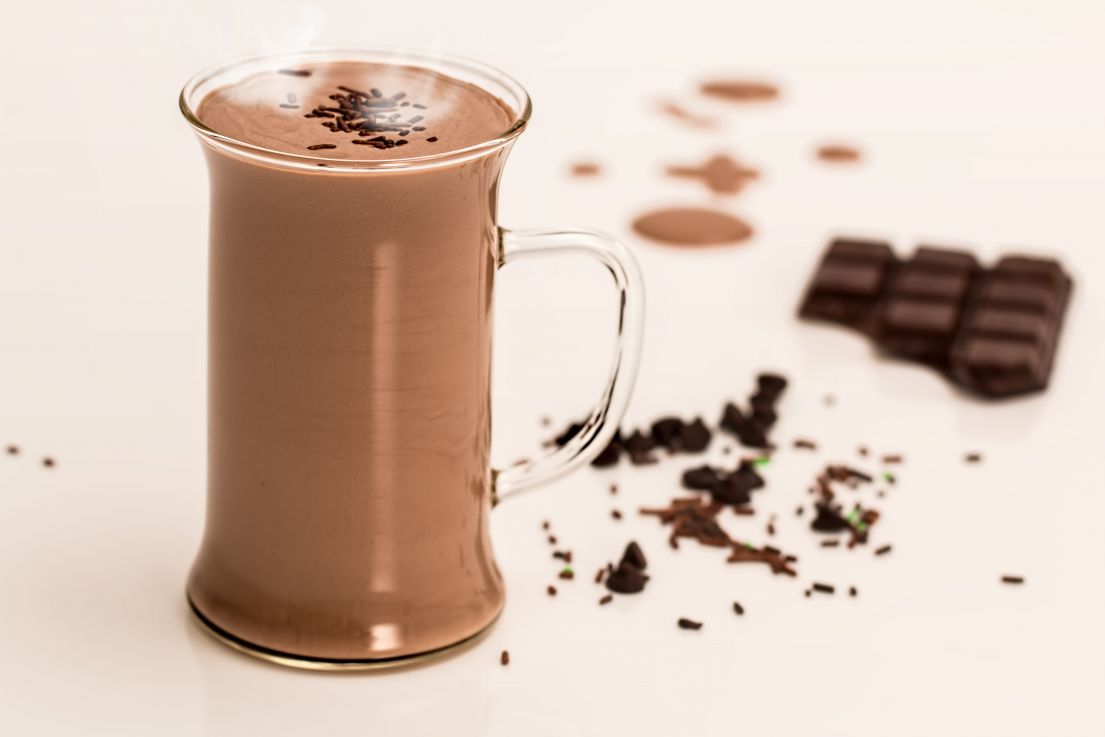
[816,144,862,163]
[766,515,776,536]
[278,68,311,77]
[651,417,684,450]
[611,509,623,520]
[874,544,893,556]
[858,446,869,457]
[965,452,983,463]
[699,79,780,103]
[5,444,18,455]
[609,483,618,494]
[632,208,753,248]
[798,240,1074,397]
[570,161,602,177]
[500,650,510,666]
[595,567,606,584]
[547,585,557,597]
[820,539,840,548]
[605,563,648,594]
[306,144,337,150]
[599,594,613,606]
[547,535,557,545]
[541,520,550,530]
[680,418,712,452]
[882,454,903,464]
[795,506,805,517]
[793,438,818,451]
[812,582,835,594]
[426,136,438,142]
[42,457,55,469]
[732,601,744,616]
[621,542,648,570]
[1001,575,1025,585]
[552,550,572,563]
[591,440,621,467]
[849,586,858,597]
[804,590,812,598]
[677,618,703,631]
[666,153,759,195]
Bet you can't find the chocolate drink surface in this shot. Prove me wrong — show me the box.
[188,60,518,660]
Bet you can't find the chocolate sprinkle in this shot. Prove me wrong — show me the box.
[42,457,55,468]
[547,585,557,597]
[732,601,745,616]
[611,509,623,520]
[599,594,613,606]
[1001,575,1025,585]
[812,582,835,594]
[965,452,983,463]
[793,438,818,451]
[677,618,703,631]
[500,650,509,666]
[874,544,893,556]
[306,144,337,150]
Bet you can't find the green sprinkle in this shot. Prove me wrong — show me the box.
[856,521,868,533]
[754,456,771,467]
[883,471,896,483]
[561,566,573,575]
[744,542,755,550]
[846,508,860,524]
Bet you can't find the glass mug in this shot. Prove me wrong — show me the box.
[179,49,644,669]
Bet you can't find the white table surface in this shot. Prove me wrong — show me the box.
[2,1,1104,735]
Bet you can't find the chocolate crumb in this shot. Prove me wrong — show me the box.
[874,544,892,556]
[558,567,574,580]
[804,589,812,598]
[820,539,840,548]
[965,452,983,463]
[857,446,869,457]
[812,582,835,594]
[500,650,509,666]
[5,444,17,455]
[547,535,557,545]
[1001,575,1025,585]
[42,457,55,468]
[793,438,818,451]
[732,601,744,615]
[426,136,438,142]
[541,520,550,530]
[881,454,903,464]
[609,483,618,495]
[595,567,606,584]
[599,594,613,606]
[677,618,703,631]
[795,506,804,517]
[611,509,623,520]
[849,586,858,597]
[766,515,776,536]
[552,550,572,563]
[306,144,337,150]
[547,585,557,597]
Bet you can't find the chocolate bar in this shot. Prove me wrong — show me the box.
[798,239,1072,397]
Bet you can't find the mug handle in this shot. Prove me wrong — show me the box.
[491,227,645,505]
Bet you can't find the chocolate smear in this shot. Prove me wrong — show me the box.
[570,161,602,177]
[657,100,718,129]
[666,154,759,195]
[632,207,753,247]
[700,79,780,103]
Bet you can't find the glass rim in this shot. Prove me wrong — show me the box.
[179,46,532,172]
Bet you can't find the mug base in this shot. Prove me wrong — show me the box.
[187,594,498,671]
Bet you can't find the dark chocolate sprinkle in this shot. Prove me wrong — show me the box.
[500,650,509,666]
[677,618,703,631]
[812,582,835,594]
[1001,575,1025,585]
[732,601,744,615]
[306,144,337,150]
[874,544,892,556]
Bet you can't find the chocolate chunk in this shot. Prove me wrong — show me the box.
[731,459,765,491]
[682,465,724,491]
[732,601,745,615]
[591,440,621,467]
[810,502,851,532]
[710,474,752,506]
[651,417,684,449]
[605,562,649,594]
[680,418,712,452]
[547,585,557,596]
[554,422,584,446]
[621,541,648,571]
[677,618,703,631]
[623,429,656,455]
[756,372,788,398]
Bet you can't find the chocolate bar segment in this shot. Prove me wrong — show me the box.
[873,246,981,364]
[950,256,1072,396]
[798,238,895,332]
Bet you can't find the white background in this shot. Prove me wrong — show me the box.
[2,1,1104,735]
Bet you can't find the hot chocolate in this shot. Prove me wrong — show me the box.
[187,58,519,660]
